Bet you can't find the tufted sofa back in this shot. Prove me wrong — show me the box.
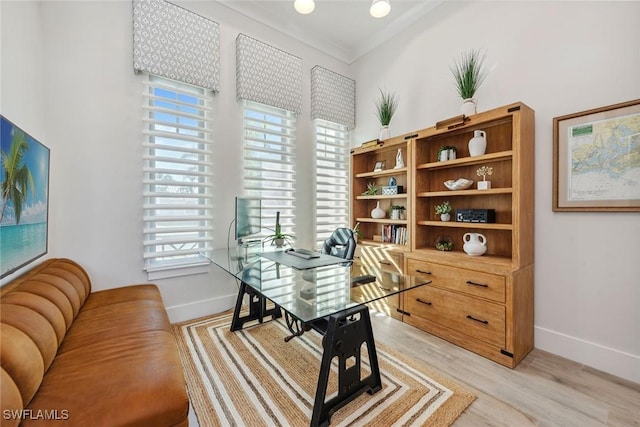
[0,258,91,419]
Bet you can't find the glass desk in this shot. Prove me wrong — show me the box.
[206,247,431,427]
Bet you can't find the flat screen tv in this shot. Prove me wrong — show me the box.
[234,196,261,244]
[0,116,50,278]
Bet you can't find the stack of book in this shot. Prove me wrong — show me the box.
[381,225,407,245]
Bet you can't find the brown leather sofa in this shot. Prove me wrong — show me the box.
[0,258,189,426]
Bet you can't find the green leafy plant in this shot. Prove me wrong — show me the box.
[263,211,295,246]
[434,201,452,215]
[362,182,379,196]
[435,238,454,251]
[450,49,487,100]
[352,222,363,240]
[390,205,406,211]
[375,88,398,126]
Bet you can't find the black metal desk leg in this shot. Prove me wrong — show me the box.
[230,282,281,332]
[310,306,382,427]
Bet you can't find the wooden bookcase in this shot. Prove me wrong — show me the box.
[351,102,535,368]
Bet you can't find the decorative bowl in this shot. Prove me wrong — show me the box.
[444,178,474,191]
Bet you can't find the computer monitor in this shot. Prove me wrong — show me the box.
[234,196,262,244]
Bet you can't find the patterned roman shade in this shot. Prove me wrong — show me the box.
[236,34,303,113]
[133,0,220,91]
[311,66,356,129]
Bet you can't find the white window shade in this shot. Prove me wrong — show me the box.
[311,66,356,129]
[133,0,220,92]
[142,75,213,275]
[315,120,350,248]
[236,34,303,114]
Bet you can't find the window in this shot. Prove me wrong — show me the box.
[242,101,296,238]
[315,120,350,248]
[142,75,213,277]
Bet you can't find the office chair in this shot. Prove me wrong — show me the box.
[321,228,356,260]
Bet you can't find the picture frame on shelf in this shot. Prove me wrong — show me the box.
[553,99,640,211]
[373,160,385,172]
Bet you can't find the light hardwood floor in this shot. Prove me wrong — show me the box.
[369,311,640,427]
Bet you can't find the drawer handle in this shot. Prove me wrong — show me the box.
[466,315,489,324]
[378,286,392,292]
[378,260,392,265]
[416,298,432,306]
[415,269,432,275]
[466,280,489,288]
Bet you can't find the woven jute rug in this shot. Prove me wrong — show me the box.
[172,311,475,426]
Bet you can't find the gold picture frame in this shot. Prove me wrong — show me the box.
[553,99,640,212]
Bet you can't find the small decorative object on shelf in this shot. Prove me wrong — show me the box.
[451,48,487,116]
[476,165,493,190]
[373,160,385,172]
[444,178,474,190]
[394,148,405,169]
[435,235,454,251]
[362,182,379,196]
[435,201,452,222]
[371,201,386,219]
[390,205,406,220]
[352,222,362,242]
[463,232,487,256]
[468,130,487,156]
[437,146,457,162]
[375,88,398,140]
[383,177,403,195]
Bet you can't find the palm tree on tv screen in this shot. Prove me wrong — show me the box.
[1,128,35,224]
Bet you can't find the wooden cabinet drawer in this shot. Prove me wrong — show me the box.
[405,286,505,348]
[354,245,404,273]
[407,259,505,303]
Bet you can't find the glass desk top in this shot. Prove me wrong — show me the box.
[207,247,431,323]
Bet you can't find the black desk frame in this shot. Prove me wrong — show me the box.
[230,282,382,427]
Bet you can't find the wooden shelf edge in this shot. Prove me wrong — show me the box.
[356,194,409,200]
[356,217,408,225]
[407,248,516,271]
[416,221,512,230]
[417,188,513,197]
[355,166,408,178]
[416,150,513,170]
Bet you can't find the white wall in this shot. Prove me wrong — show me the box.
[351,1,640,383]
[2,0,638,384]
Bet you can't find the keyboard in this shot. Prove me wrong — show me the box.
[285,248,320,260]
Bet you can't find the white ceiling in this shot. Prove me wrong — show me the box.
[217,0,445,64]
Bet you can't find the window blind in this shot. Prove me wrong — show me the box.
[242,101,297,238]
[142,75,213,274]
[315,119,350,249]
[311,66,356,129]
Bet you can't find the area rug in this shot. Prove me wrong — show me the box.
[172,311,475,426]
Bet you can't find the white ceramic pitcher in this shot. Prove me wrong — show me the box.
[463,232,487,256]
[468,130,487,157]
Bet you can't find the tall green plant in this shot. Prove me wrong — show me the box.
[450,49,487,100]
[375,88,398,126]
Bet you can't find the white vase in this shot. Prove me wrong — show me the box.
[463,233,487,256]
[371,201,386,219]
[379,126,390,140]
[461,98,477,116]
[468,130,487,157]
[391,209,401,220]
[440,213,451,222]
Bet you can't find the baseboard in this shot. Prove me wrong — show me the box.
[535,326,640,384]
[166,294,236,324]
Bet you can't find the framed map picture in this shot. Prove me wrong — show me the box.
[553,99,640,211]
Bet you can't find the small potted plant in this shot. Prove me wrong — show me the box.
[375,88,398,140]
[437,145,457,162]
[435,201,452,222]
[390,205,406,220]
[263,211,294,247]
[435,236,454,251]
[476,165,493,190]
[362,182,379,196]
[352,222,363,242]
[450,49,487,116]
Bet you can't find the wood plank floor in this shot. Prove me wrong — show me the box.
[369,311,640,427]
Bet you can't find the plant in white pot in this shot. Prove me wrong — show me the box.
[451,49,487,116]
[435,201,452,222]
[375,88,398,141]
[390,205,406,220]
[263,211,294,247]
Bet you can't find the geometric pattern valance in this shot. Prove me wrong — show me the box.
[132,0,220,92]
[236,34,302,113]
[311,66,356,128]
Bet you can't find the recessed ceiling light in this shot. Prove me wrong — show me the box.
[370,0,391,18]
[294,0,315,15]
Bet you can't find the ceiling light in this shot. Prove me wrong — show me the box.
[370,0,391,18]
[294,0,315,15]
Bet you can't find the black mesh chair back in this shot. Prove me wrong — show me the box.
[321,228,356,260]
